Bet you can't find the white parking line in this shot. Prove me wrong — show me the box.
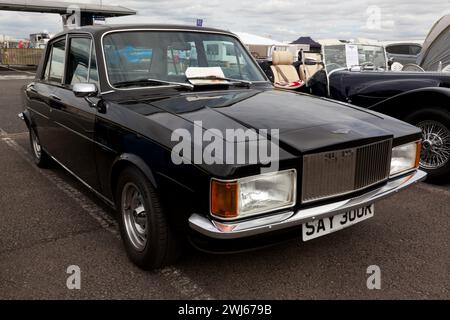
[0,75,35,80]
[1,133,215,300]
[1,66,36,75]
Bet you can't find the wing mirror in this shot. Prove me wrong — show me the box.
[73,83,98,98]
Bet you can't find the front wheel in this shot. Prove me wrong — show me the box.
[404,108,450,184]
[116,167,181,270]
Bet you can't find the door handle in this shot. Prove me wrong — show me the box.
[50,94,62,101]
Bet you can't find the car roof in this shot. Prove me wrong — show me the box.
[386,43,422,47]
[54,24,236,38]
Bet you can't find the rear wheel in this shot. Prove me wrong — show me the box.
[404,108,450,184]
[29,129,51,168]
[116,167,181,270]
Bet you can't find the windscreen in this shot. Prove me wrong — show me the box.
[103,31,267,87]
[324,44,387,72]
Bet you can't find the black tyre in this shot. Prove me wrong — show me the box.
[29,128,52,168]
[404,108,450,184]
[116,167,180,270]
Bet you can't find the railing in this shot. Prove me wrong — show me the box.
[0,48,44,66]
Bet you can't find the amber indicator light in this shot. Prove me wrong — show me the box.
[211,180,239,218]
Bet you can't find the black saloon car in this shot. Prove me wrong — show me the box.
[21,25,426,269]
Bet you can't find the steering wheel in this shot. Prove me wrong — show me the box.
[360,62,376,70]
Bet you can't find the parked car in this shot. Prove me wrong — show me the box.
[319,45,450,183]
[261,42,450,183]
[417,13,450,72]
[385,42,422,66]
[21,25,425,269]
[322,43,388,71]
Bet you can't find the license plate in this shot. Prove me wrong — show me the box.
[302,205,374,242]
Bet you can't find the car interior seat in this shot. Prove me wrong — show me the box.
[270,51,304,89]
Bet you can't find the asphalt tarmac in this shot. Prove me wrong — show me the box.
[0,69,448,299]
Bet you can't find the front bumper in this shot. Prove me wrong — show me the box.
[189,170,426,240]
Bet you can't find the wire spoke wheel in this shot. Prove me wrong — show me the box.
[417,120,450,170]
[122,182,148,252]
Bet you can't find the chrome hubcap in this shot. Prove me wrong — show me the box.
[417,120,450,170]
[31,131,41,159]
[122,183,148,251]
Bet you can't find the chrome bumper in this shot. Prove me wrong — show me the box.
[189,170,427,240]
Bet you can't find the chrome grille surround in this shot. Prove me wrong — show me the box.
[302,139,393,203]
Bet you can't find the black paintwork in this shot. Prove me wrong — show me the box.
[327,69,450,109]
[23,25,422,250]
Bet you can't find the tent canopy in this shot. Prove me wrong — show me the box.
[234,32,287,47]
[291,36,321,49]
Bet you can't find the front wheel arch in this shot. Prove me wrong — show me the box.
[21,109,32,130]
[110,154,157,205]
[368,88,450,120]
[368,90,450,184]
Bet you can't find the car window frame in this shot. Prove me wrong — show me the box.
[41,35,68,86]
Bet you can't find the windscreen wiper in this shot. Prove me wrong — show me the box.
[187,76,253,88]
[114,78,194,90]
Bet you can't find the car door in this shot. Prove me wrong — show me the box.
[27,37,67,152]
[48,35,101,191]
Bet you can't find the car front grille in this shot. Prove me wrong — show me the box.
[301,139,392,203]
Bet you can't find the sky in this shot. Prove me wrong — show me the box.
[0,0,449,41]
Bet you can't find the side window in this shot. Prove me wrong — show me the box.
[66,37,99,86]
[44,39,66,83]
[409,45,422,55]
[67,38,91,85]
[386,45,409,55]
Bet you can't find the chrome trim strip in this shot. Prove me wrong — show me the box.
[100,90,115,95]
[189,170,427,240]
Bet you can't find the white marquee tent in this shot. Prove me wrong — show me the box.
[233,32,293,59]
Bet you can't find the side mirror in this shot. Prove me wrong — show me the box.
[73,83,97,98]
